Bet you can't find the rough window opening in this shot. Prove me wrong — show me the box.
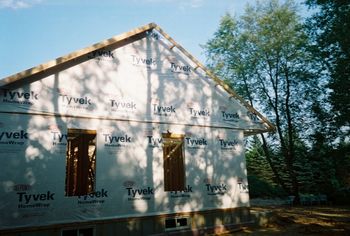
[65,129,96,196]
[61,227,95,236]
[165,217,190,231]
[162,133,185,192]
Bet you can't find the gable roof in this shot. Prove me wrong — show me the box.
[0,22,275,135]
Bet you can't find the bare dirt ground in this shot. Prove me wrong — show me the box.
[227,205,350,235]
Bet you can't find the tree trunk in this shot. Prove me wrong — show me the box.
[284,68,300,204]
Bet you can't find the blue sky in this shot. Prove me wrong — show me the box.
[0,0,308,79]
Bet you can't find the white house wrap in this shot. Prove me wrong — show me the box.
[0,23,274,235]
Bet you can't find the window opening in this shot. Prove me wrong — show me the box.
[162,133,185,191]
[65,129,96,196]
[62,227,94,236]
[165,217,190,231]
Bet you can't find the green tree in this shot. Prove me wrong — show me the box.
[246,136,287,198]
[305,0,350,203]
[306,0,350,129]
[204,0,320,202]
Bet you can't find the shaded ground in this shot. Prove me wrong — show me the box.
[223,205,350,235]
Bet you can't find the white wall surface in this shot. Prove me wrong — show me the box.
[0,114,249,229]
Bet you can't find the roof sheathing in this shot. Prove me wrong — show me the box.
[0,23,275,134]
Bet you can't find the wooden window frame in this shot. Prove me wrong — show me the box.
[162,133,185,192]
[65,129,96,196]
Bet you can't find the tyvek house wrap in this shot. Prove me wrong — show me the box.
[0,27,268,130]
[0,24,269,229]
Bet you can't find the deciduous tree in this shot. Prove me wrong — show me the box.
[306,0,350,129]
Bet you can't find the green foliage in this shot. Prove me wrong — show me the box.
[246,137,275,185]
[248,175,287,198]
[305,0,350,201]
[332,188,350,205]
[246,137,287,198]
[306,0,350,128]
